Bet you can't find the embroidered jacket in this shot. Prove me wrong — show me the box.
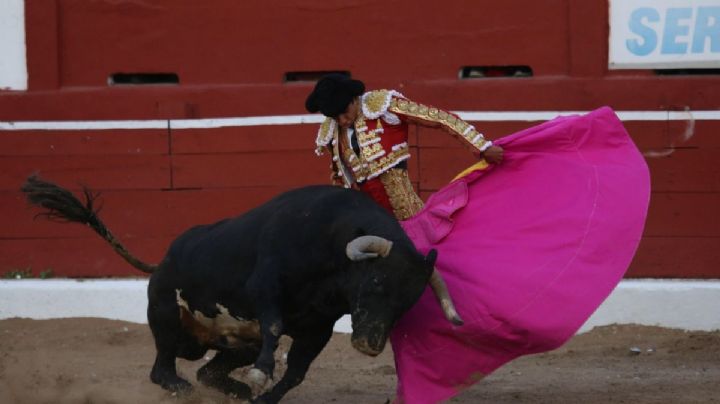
[315,90,492,189]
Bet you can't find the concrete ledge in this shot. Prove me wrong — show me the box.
[577,279,720,332]
[1,279,719,333]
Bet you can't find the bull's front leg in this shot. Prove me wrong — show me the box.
[247,308,283,392]
[246,264,284,392]
[253,326,334,404]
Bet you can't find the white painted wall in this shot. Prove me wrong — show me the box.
[0,0,28,91]
[1,279,719,333]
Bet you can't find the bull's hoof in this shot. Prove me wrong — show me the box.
[246,367,272,395]
[151,373,193,395]
[197,369,252,399]
[251,392,279,404]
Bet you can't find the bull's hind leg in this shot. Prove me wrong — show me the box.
[147,297,193,393]
[197,346,259,398]
[150,348,191,393]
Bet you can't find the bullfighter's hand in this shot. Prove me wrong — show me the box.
[482,145,504,164]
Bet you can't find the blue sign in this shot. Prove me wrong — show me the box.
[610,1,720,69]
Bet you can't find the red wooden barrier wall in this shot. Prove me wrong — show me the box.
[1,0,718,277]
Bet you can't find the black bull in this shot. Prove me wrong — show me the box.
[22,176,437,403]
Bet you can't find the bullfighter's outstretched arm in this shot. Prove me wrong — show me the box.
[385,95,504,164]
[387,96,493,153]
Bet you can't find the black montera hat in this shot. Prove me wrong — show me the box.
[305,74,365,117]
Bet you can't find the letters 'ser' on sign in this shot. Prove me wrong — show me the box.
[609,0,720,69]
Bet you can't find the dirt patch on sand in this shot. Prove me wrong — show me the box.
[0,318,718,403]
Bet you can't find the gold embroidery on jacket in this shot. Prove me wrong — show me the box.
[389,98,489,151]
[362,143,385,161]
[330,106,412,186]
[357,119,382,147]
[379,169,424,220]
[367,147,410,180]
[363,90,392,117]
[332,128,354,188]
[315,117,337,155]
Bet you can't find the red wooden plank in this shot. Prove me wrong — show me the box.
[4,190,91,239]
[4,187,295,239]
[25,0,60,90]
[632,121,720,155]
[172,151,328,188]
[567,1,607,77]
[628,237,720,278]
[645,193,720,238]
[420,120,682,152]
[418,123,524,149]
[2,78,720,121]
[0,155,171,191]
[55,0,570,87]
[0,236,170,277]
[392,78,720,112]
[645,149,720,192]
[171,125,312,154]
[407,123,419,147]
[406,146,420,183]
[0,129,168,156]
[621,121,671,150]
[172,124,416,183]
[666,120,720,149]
[417,148,485,191]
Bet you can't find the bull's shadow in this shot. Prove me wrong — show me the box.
[22,175,438,403]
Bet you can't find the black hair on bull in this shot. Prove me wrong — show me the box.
[21,174,436,403]
[21,175,157,273]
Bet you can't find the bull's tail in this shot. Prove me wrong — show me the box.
[21,175,158,274]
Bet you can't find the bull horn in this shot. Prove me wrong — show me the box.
[429,269,464,326]
[346,236,393,261]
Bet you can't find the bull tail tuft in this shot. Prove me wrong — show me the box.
[21,174,158,274]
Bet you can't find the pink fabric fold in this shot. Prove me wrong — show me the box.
[419,180,468,245]
[392,107,651,403]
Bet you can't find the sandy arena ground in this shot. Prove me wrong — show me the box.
[0,318,718,403]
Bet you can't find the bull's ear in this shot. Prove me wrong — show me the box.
[425,249,438,267]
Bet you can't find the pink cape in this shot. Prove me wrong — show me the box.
[392,107,650,403]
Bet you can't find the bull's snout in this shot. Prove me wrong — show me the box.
[351,335,384,356]
[350,327,388,356]
[350,308,392,356]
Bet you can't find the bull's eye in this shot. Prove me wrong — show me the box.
[371,276,386,293]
